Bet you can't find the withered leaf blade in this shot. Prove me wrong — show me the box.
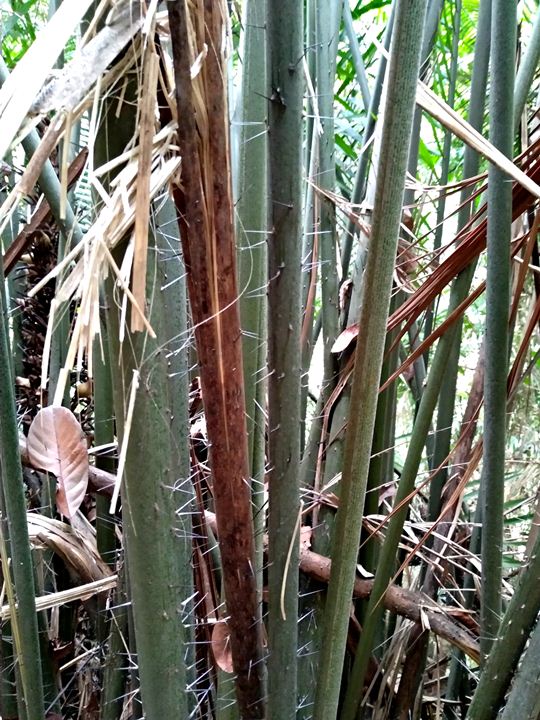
[27,407,89,518]
[211,620,233,674]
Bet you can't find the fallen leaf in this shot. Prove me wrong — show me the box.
[211,620,233,673]
[27,407,88,518]
[331,323,359,354]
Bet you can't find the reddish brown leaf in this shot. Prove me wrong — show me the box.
[27,407,88,518]
[331,323,359,354]
[212,620,233,673]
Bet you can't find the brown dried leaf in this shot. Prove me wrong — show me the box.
[331,323,359,354]
[27,407,88,518]
[211,620,233,673]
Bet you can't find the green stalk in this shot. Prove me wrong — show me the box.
[320,5,396,535]
[361,291,400,582]
[312,3,427,718]
[99,569,128,720]
[0,255,44,719]
[514,4,540,127]
[499,618,540,720]
[96,70,192,720]
[93,319,116,574]
[402,0,444,212]
[423,0,462,368]
[430,1,491,704]
[235,0,268,606]
[467,530,540,719]
[391,7,463,710]
[343,0,370,111]
[266,1,303,717]
[341,273,465,719]
[481,0,515,659]
[429,0,491,695]
[316,0,341,404]
[105,235,192,719]
[297,2,341,711]
[342,4,395,280]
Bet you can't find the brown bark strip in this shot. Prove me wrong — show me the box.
[3,147,88,275]
[131,35,158,332]
[166,2,264,717]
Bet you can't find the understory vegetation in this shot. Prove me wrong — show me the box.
[1,0,540,718]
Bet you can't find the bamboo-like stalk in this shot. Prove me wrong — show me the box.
[0,257,44,719]
[167,3,264,716]
[312,3,428,718]
[93,320,116,575]
[235,0,268,614]
[343,0,370,111]
[93,57,193,720]
[392,6,463,713]
[310,0,342,556]
[297,2,341,711]
[315,0,340,416]
[266,1,304,717]
[467,530,540,719]
[152,193,195,695]
[402,0,444,212]
[361,292,400,582]
[99,570,128,720]
[341,4,395,280]
[317,8,395,528]
[514,4,540,127]
[499,618,540,720]
[430,1,491,704]
[423,0,462,368]
[481,0,515,659]
[105,234,193,718]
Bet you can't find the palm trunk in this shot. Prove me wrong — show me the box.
[313,2,428,717]
[481,0,515,659]
[266,1,304,717]
[167,2,264,715]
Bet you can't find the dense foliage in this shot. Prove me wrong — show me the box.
[1,1,540,719]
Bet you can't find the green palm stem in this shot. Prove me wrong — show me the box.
[0,251,44,720]
[96,59,192,717]
[297,2,342,711]
[343,0,370,111]
[266,1,304,717]
[480,0,515,660]
[466,529,540,719]
[99,566,128,720]
[402,0,444,213]
[341,284,463,720]
[341,3,395,280]
[311,3,428,718]
[430,0,491,702]
[314,0,341,504]
[514,3,540,127]
[499,617,540,720]
[390,7,462,710]
[319,7,396,530]
[235,0,268,611]
[423,0,462,369]
[104,234,192,719]
[358,290,400,610]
